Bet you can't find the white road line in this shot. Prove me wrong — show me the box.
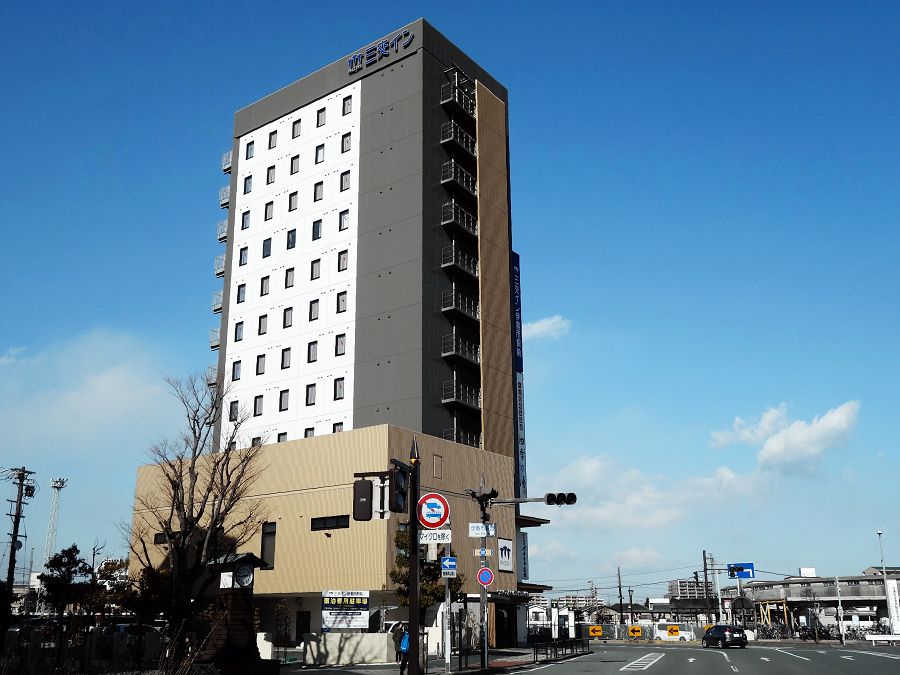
[846,649,900,660]
[774,649,810,661]
[760,657,770,661]
[840,656,854,660]
[619,653,664,671]
[731,667,739,672]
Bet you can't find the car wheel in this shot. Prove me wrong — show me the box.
[740,644,747,649]
[720,638,727,649]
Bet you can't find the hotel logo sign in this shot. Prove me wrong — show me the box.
[348,29,414,74]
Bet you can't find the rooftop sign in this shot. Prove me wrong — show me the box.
[347,29,415,74]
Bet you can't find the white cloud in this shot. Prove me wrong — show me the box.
[529,539,578,564]
[523,315,571,341]
[610,547,664,570]
[0,346,26,365]
[710,403,789,447]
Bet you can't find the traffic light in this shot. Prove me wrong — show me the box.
[544,492,577,506]
[388,466,410,513]
[353,479,373,521]
[728,565,744,578]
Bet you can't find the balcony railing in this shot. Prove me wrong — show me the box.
[441,334,481,364]
[219,185,230,208]
[441,381,481,409]
[440,83,476,118]
[216,219,228,242]
[209,328,220,351]
[441,201,478,238]
[440,120,476,157]
[443,427,482,448]
[441,160,477,197]
[214,255,225,277]
[222,150,233,174]
[441,289,479,321]
[211,290,223,313]
[206,365,218,388]
[441,243,478,279]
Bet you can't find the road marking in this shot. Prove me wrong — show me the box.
[731,667,739,673]
[760,657,770,661]
[687,657,695,663]
[619,653,664,671]
[846,649,900,660]
[840,656,854,660]
[774,649,810,661]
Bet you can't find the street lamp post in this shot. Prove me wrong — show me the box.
[876,530,898,633]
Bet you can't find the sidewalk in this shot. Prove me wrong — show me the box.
[280,646,544,674]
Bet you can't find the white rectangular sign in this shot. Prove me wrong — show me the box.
[441,569,457,578]
[473,548,494,557]
[517,532,529,580]
[469,523,496,538]
[886,579,900,633]
[498,538,514,572]
[419,530,452,544]
[322,590,369,630]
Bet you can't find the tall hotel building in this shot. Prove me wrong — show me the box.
[136,18,543,648]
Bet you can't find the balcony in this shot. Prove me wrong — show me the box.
[214,255,225,277]
[441,334,481,366]
[212,290,223,314]
[443,427,482,448]
[222,150,233,174]
[206,365,218,388]
[441,243,478,279]
[440,120,476,158]
[209,328,220,351]
[441,380,481,410]
[441,289,479,321]
[440,83,476,118]
[441,201,478,238]
[219,185,230,208]
[441,160,477,197]
[217,219,228,242]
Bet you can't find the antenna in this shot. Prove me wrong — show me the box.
[36,478,66,615]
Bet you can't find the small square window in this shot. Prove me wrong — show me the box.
[285,267,295,288]
[290,154,299,174]
[281,347,291,369]
[292,119,301,138]
[258,314,268,335]
[243,175,252,194]
[334,377,345,400]
[254,395,263,416]
[288,192,298,212]
[264,202,273,221]
[241,210,250,230]
[333,422,344,433]
[229,400,239,421]
[342,96,352,116]
[256,354,265,375]
[304,427,315,438]
[315,144,324,164]
[335,333,346,356]
[234,321,244,342]
[310,258,320,280]
[317,107,326,127]
[246,141,255,159]
[309,299,319,321]
[283,307,293,328]
[239,246,248,266]
[232,360,241,381]
[277,432,288,443]
[339,209,349,231]
[262,238,272,257]
[266,165,275,184]
[307,341,318,363]
[279,389,289,412]
[237,284,246,303]
[341,133,351,153]
[268,130,277,149]
[340,171,350,192]
[314,181,323,202]
[252,436,262,448]
[287,229,296,249]
[260,275,269,296]
[336,291,347,313]
[338,249,348,272]
[306,383,316,405]
[312,219,322,240]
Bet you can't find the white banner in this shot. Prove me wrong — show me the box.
[322,590,369,630]
[419,530,452,544]
[517,532,529,580]
[498,538,513,572]
[886,579,900,633]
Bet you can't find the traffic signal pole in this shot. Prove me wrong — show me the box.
[407,442,421,675]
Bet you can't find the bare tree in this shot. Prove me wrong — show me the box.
[128,374,267,640]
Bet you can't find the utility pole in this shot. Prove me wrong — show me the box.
[702,550,711,623]
[710,554,723,622]
[407,441,421,675]
[4,467,34,611]
[835,574,844,645]
[628,587,634,625]
[617,567,625,627]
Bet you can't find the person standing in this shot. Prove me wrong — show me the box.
[398,627,410,675]
[391,623,404,662]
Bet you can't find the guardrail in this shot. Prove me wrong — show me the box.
[532,638,590,663]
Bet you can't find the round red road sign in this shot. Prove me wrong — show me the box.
[417,492,450,529]
[477,567,495,587]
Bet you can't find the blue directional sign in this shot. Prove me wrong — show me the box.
[441,556,457,578]
[727,562,755,579]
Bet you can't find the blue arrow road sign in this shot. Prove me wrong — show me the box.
[727,562,755,579]
[441,557,457,570]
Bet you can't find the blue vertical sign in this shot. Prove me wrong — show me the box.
[510,251,527,497]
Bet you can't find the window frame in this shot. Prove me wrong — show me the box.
[279,389,289,412]
[246,141,255,159]
[243,175,252,194]
[229,400,239,421]
[266,165,275,184]
[256,354,265,375]
[285,267,295,288]
[342,95,352,116]
[238,246,248,266]
[236,284,246,304]
[341,132,351,153]
[288,191,298,212]
[307,340,318,363]
[234,321,244,342]
[292,119,301,138]
[339,209,349,231]
[253,394,263,416]
[306,383,316,406]
[338,249,348,272]
[310,258,321,280]
[258,314,268,335]
[313,181,323,202]
[312,219,322,240]
[340,170,350,192]
[268,130,277,149]
[283,306,293,328]
[262,237,272,258]
[309,299,320,321]
[241,210,250,230]
[290,154,299,174]
[232,360,241,381]
[336,291,347,313]
[334,377,345,400]
[264,201,274,221]
[260,275,270,296]
[316,107,326,127]
[335,333,346,356]
[315,144,325,164]
[281,347,291,369]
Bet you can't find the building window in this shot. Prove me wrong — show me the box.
[279,389,289,411]
[342,95,352,115]
[311,515,349,531]
[229,400,239,421]
[336,291,347,313]
[307,341,317,363]
[243,175,252,194]
[264,202,273,221]
[260,275,269,296]
[290,154,299,174]
[285,267,294,288]
[312,219,322,240]
[262,238,272,257]
[234,321,244,342]
[239,246,248,266]
[333,422,344,433]
[288,192,298,212]
[241,210,250,230]
[335,333,346,356]
[246,141,254,159]
[339,209,349,231]
[286,229,296,250]
[304,427,315,438]
[338,250,348,272]
[266,165,275,184]
[251,436,261,448]
[256,354,265,375]
[277,432,287,443]
[433,454,443,479]
[310,258,320,280]
[309,299,319,321]
[232,360,241,381]
[306,383,316,406]
[313,181,323,201]
[253,395,263,416]
[281,347,291,369]
[315,144,324,164]
[340,171,350,192]
[268,130,277,149]
[283,307,293,328]
[334,377,345,400]
[258,314,268,335]
[292,119,301,138]
[317,107,326,127]
[260,521,276,569]
[341,133,351,153]
[236,284,246,303]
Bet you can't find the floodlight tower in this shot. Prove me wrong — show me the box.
[36,478,66,614]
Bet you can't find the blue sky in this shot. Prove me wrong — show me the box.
[2,1,899,602]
